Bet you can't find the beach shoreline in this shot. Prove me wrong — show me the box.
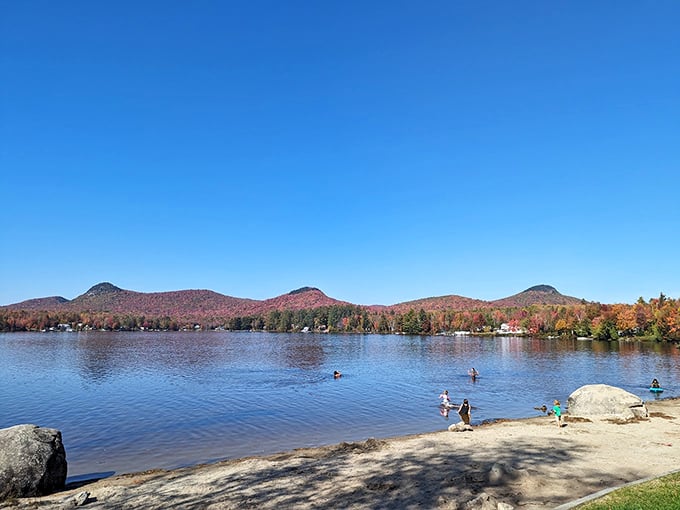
[6,397,680,509]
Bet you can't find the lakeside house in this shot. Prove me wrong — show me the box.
[496,323,526,335]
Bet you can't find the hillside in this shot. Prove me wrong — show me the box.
[489,284,584,308]
[1,283,352,319]
[385,294,488,313]
[258,287,352,313]
[3,296,69,311]
[380,285,582,313]
[61,283,267,318]
[1,282,586,319]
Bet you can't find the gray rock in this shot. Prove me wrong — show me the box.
[567,384,648,420]
[448,422,474,432]
[436,495,460,510]
[497,503,514,510]
[0,424,67,500]
[73,490,90,506]
[464,492,499,510]
[60,490,91,508]
[488,462,513,485]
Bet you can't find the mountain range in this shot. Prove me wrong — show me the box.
[2,283,585,318]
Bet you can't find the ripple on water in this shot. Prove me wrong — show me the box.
[1,331,679,478]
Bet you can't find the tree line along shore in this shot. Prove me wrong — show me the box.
[2,293,679,341]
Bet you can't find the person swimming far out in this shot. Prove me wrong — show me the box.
[468,367,479,379]
[651,378,660,388]
[333,370,342,379]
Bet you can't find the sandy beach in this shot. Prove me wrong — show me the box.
[5,398,680,509]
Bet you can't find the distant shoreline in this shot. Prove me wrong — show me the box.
[2,328,670,345]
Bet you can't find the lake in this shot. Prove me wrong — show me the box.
[1,331,678,482]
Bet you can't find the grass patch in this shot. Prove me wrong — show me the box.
[576,471,680,509]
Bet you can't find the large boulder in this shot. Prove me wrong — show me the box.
[0,424,67,500]
[567,384,648,420]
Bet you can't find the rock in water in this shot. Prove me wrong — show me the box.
[448,422,473,432]
[567,384,648,421]
[0,424,67,500]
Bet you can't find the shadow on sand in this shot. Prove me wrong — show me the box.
[42,427,647,510]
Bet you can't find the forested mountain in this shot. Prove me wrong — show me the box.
[258,287,352,312]
[2,282,581,316]
[4,296,69,311]
[380,294,488,313]
[490,285,584,307]
[1,283,349,318]
[46,282,260,317]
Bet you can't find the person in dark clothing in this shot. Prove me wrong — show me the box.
[458,399,471,425]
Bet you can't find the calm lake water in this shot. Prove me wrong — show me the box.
[1,331,678,481]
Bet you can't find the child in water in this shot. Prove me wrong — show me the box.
[439,390,451,406]
[553,399,562,427]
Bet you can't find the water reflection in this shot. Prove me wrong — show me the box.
[281,334,326,369]
[73,331,236,383]
[76,334,122,383]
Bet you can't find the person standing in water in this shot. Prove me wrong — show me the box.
[458,399,471,425]
[439,390,451,406]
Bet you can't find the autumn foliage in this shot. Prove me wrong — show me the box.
[1,284,679,341]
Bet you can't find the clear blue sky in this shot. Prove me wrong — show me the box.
[2,1,679,306]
